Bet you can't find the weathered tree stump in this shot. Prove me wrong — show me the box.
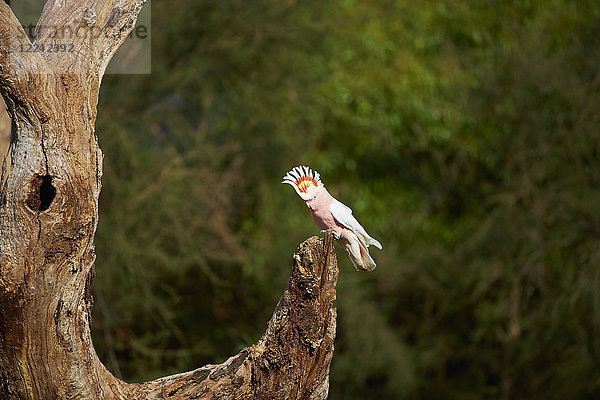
[0,1,338,399]
[136,234,338,399]
[0,96,9,158]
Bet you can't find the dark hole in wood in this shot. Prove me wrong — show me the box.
[26,174,56,212]
[39,174,56,211]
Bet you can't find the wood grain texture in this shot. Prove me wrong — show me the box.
[0,1,338,399]
[0,96,8,161]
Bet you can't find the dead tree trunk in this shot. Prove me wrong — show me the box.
[0,96,9,158]
[0,2,338,399]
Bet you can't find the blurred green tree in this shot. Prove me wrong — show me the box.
[93,0,600,398]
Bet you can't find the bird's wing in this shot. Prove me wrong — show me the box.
[329,199,381,249]
[329,199,358,229]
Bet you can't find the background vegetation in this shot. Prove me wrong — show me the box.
[91,1,600,398]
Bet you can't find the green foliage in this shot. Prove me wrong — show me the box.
[93,0,600,398]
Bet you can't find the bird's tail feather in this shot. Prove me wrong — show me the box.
[368,237,382,250]
[349,241,377,272]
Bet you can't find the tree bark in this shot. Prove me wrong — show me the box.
[0,96,8,158]
[0,2,338,399]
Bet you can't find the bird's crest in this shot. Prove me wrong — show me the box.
[282,166,323,200]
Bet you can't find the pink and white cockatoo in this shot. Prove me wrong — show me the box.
[282,166,382,271]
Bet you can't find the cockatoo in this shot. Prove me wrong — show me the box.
[282,166,382,271]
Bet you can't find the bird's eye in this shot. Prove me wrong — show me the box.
[313,195,317,199]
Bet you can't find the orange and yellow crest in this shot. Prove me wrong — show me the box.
[296,175,319,193]
[282,166,323,199]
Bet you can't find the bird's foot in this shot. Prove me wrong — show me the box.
[321,229,341,240]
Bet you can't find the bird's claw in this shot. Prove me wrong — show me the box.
[321,230,341,240]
